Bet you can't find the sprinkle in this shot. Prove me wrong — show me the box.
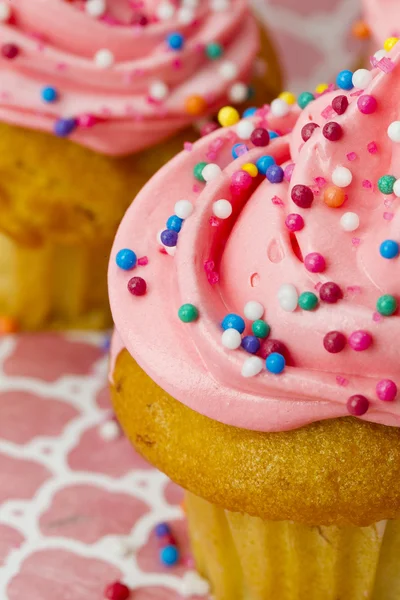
[252,320,270,338]
[304,252,326,273]
[270,98,290,117]
[78,114,97,128]
[298,292,318,311]
[86,0,106,17]
[266,165,284,184]
[204,260,215,273]
[242,163,258,177]
[94,48,114,68]
[161,230,178,247]
[231,169,252,190]
[332,95,349,115]
[241,356,264,378]
[167,32,184,50]
[321,105,335,120]
[244,301,264,320]
[116,249,137,270]
[236,120,255,139]
[166,215,183,233]
[202,163,222,182]
[271,195,284,206]
[347,152,357,161]
[222,313,245,334]
[377,57,395,73]
[319,282,343,304]
[285,213,304,232]
[352,68,373,89]
[266,352,286,374]
[41,86,58,103]
[301,122,319,142]
[0,1,11,22]
[183,142,193,152]
[336,70,354,91]
[228,82,249,103]
[250,127,270,147]
[160,545,180,567]
[222,329,242,350]
[291,184,314,208]
[185,95,207,116]
[380,239,399,259]
[340,212,360,231]
[332,166,353,188]
[348,330,372,351]
[1,43,19,59]
[54,118,77,137]
[323,122,343,141]
[284,164,295,182]
[232,143,248,159]
[323,331,346,353]
[178,304,199,323]
[218,61,238,81]
[157,2,175,20]
[241,335,261,354]
[376,294,398,316]
[362,180,372,189]
[297,92,315,109]
[373,311,383,322]
[193,162,208,182]
[149,80,169,101]
[206,42,223,60]
[218,106,239,127]
[104,581,130,600]
[127,277,147,296]
[256,155,275,175]
[207,271,219,284]
[137,256,148,266]
[384,36,398,51]
[347,395,369,416]
[367,141,378,154]
[336,376,349,387]
[357,95,377,115]
[376,380,397,402]
[352,237,361,247]
[388,121,400,143]
[212,199,232,219]
[278,283,298,312]
[200,122,219,137]
[384,212,394,221]
[315,177,327,187]
[378,175,396,195]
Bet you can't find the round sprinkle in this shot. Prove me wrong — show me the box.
[384,37,399,51]
[167,32,184,50]
[298,292,318,311]
[374,49,388,60]
[332,166,353,188]
[323,331,346,353]
[157,2,175,20]
[347,395,369,416]
[297,91,315,109]
[252,320,270,338]
[336,70,354,91]
[222,313,245,334]
[221,328,242,350]
[242,107,257,118]
[304,252,326,273]
[340,212,360,231]
[232,143,248,159]
[393,179,400,197]
[161,229,178,247]
[241,356,264,378]
[2,43,19,59]
[278,283,298,312]
[315,83,329,94]
[291,184,314,208]
[301,122,319,142]
[149,80,169,101]
[94,48,114,68]
[212,199,232,219]
[244,301,264,321]
[285,213,304,232]
[323,122,343,141]
[270,98,290,117]
[266,352,286,374]
[378,175,396,195]
[155,523,171,537]
[127,277,147,296]
[218,61,238,81]
[376,294,397,316]
[256,155,275,176]
[352,68,373,89]
[357,95,377,114]
[193,162,208,182]
[266,165,284,184]
[229,82,249,103]
[268,131,279,140]
[174,199,193,219]
[388,121,400,143]
[376,379,397,402]
[242,163,258,177]
[104,581,130,600]
[324,185,345,208]
[166,215,183,233]
[116,249,137,270]
[231,170,252,190]
[279,91,296,105]
[160,545,179,567]
[348,330,372,351]
[332,95,349,115]
[250,127,270,147]
[218,106,239,127]
[319,282,343,304]
[86,0,106,17]
[380,239,399,259]
[54,118,77,137]
[41,86,58,103]
[202,163,222,182]
[206,42,223,60]
[241,335,260,354]
[236,120,255,140]
[178,304,199,323]
[185,95,207,116]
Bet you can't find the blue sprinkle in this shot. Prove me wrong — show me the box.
[266,164,284,184]
[222,313,245,334]
[41,86,58,103]
[380,239,399,259]
[155,523,171,538]
[116,249,137,270]
[160,545,179,567]
[336,69,354,91]
[54,118,77,137]
[243,107,257,118]
[256,155,275,175]
[241,335,261,354]
[232,143,248,159]
[266,352,286,374]
[268,130,279,139]
[167,32,184,50]
[166,215,183,233]
[161,229,178,247]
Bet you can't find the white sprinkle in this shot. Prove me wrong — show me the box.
[0,1,11,21]
[388,121,400,143]
[221,329,242,350]
[332,166,353,188]
[156,2,175,20]
[228,82,249,104]
[98,420,120,441]
[374,49,387,61]
[175,199,194,219]
[270,98,290,117]
[244,301,264,321]
[149,80,169,101]
[86,0,106,18]
[181,571,211,598]
[340,212,360,232]
[177,7,195,24]
[393,179,400,197]
[278,284,298,312]
[236,119,255,140]
[202,163,222,182]
[242,356,264,378]
[213,199,232,219]
[219,61,238,81]
[165,246,176,256]
[94,48,115,68]
[352,68,373,89]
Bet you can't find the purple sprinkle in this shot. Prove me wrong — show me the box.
[137,256,149,266]
[378,57,395,73]
[384,212,394,221]
[362,180,372,189]
[336,376,349,387]
[272,195,284,206]
[347,152,357,161]
[367,141,378,154]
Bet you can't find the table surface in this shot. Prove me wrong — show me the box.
[0,333,208,600]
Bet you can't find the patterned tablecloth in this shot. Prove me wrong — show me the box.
[0,333,208,600]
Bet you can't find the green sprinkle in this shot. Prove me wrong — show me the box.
[178,303,199,323]
[376,294,397,316]
[378,175,396,195]
[194,162,208,182]
[206,42,223,60]
[297,92,315,110]
[252,320,270,339]
[298,291,318,311]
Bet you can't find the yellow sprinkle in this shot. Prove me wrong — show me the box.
[242,163,258,177]
[384,37,399,51]
[315,83,329,94]
[279,91,296,105]
[218,106,240,127]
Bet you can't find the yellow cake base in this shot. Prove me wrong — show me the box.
[186,492,400,600]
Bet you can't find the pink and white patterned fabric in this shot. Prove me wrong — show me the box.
[253,0,361,92]
[0,333,208,600]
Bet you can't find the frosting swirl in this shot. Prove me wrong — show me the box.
[0,0,259,155]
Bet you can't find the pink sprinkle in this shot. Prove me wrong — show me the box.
[192,184,201,193]
[206,151,217,161]
[367,141,378,154]
[137,256,148,266]
[77,114,97,128]
[352,237,361,246]
[204,260,215,273]
[347,285,361,294]
[336,376,349,387]
[384,212,394,221]
[370,55,379,68]
[347,152,357,161]
[384,198,393,208]
[321,105,335,120]
[378,57,395,73]
[184,142,193,152]
[210,138,224,151]
[314,281,322,291]
[207,271,220,285]
[314,177,326,187]
[284,163,295,182]
[362,180,372,189]
[349,89,363,97]
[272,196,284,206]
[373,312,383,323]
[173,58,182,70]
[209,216,220,227]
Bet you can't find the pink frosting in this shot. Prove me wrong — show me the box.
[109,49,400,432]
[363,0,400,44]
[0,0,259,155]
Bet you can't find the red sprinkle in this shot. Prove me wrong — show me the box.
[1,43,19,59]
[347,395,369,416]
[322,121,343,141]
[104,581,130,600]
[332,95,349,115]
[127,276,147,296]
[301,122,320,142]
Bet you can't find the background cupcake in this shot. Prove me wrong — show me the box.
[0,0,278,331]
[109,46,400,599]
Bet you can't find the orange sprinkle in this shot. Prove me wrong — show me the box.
[352,20,371,40]
[185,95,207,116]
[0,316,19,334]
[324,186,346,208]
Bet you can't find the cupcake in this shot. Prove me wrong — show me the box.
[0,0,279,331]
[109,46,400,598]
